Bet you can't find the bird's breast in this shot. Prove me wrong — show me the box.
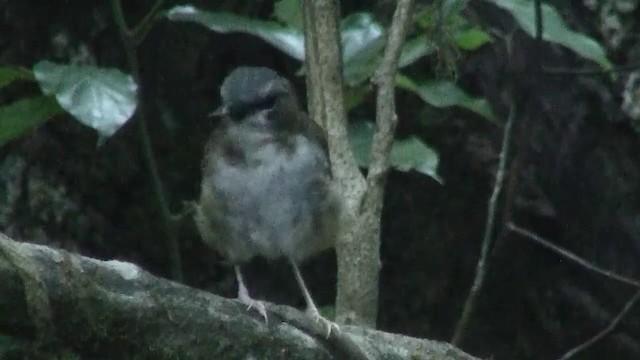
[206,133,335,261]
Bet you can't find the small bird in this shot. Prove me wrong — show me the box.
[194,66,341,334]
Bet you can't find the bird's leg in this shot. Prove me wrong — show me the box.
[290,260,340,337]
[234,265,268,323]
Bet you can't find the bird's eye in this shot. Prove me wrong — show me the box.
[227,94,279,120]
[258,94,278,110]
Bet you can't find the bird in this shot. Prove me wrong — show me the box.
[194,66,341,335]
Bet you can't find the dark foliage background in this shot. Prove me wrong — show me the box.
[1,0,640,359]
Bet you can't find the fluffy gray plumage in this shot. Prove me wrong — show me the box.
[195,66,340,263]
[194,67,341,331]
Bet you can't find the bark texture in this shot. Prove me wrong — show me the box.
[0,233,477,360]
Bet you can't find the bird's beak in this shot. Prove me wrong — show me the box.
[208,105,228,118]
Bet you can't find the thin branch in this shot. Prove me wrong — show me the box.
[534,0,543,42]
[345,0,415,328]
[559,289,640,360]
[132,0,165,45]
[542,64,640,76]
[367,0,415,186]
[452,104,517,346]
[507,223,640,288]
[110,0,183,281]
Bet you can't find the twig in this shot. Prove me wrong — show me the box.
[559,289,640,360]
[534,0,543,42]
[132,0,165,45]
[542,64,640,76]
[110,0,183,281]
[507,223,640,288]
[452,104,516,345]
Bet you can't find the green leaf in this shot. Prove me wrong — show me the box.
[33,61,137,137]
[341,13,385,86]
[167,7,392,85]
[348,120,442,182]
[273,0,303,30]
[486,0,612,69]
[396,74,497,122]
[390,136,442,183]
[166,5,305,61]
[0,96,63,145]
[455,28,492,50]
[416,0,469,28]
[349,120,375,167]
[399,35,437,68]
[0,66,34,88]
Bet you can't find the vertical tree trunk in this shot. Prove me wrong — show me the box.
[302,0,414,327]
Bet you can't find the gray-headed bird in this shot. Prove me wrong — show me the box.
[194,66,341,334]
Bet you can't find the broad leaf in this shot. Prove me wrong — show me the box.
[33,61,137,137]
[396,74,496,122]
[390,136,442,183]
[273,0,303,30]
[167,5,305,61]
[341,13,385,86]
[348,120,442,182]
[0,96,63,146]
[456,28,492,50]
[342,14,439,84]
[167,7,407,86]
[0,66,34,88]
[486,0,612,69]
[399,35,437,68]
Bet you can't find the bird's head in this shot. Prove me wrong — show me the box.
[212,67,302,132]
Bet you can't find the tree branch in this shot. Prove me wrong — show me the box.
[302,0,415,328]
[559,289,640,360]
[452,105,516,345]
[507,223,640,289]
[0,234,478,360]
[302,0,370,326]
[110,0,183,281]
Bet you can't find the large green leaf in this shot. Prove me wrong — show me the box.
[167,7,440,86]
[348,120,442,182]
[0,66,34,88]
[486,0,612,69]
[167,5,305,61]
[33,61,137,137]
[342,14,443,84]
[396,74,496,122]
[399,35,437,68]
[273,0,303,30]
[341,13,385,86]
[0,96,63,146]
[390,136,442,182]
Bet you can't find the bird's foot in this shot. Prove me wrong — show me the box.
[306,306,340,338]
[237,295,268,324]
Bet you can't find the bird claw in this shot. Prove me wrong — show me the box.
[238,297,268,324]
[306,307,340,338]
